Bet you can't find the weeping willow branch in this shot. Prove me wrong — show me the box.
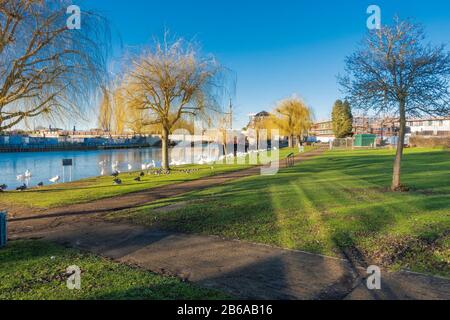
[0,0,110,132]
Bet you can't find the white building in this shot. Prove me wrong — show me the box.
[408,117,450,136]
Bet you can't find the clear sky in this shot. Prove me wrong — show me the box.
[76,0,450,129]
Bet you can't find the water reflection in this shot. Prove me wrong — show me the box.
[0,144,227,190]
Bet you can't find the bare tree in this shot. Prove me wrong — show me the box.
[0,0,108,131]
[339,18,450,191]
[124,36,224,169]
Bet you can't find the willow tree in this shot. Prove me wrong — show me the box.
[272,96,313,147]
[0,0,108,131]
[251,113,277,150]
[112,88,127,135]
[124,37,223,169]
[98,86,113,132]
[339,18,450,191]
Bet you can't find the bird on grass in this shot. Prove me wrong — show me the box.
[37,182,44,187]
[139,171,145,177]
[111,170,120,177]
[134,176,141,182]
[49,176,60,183]
[113,178,122,185]
[0,184,7,191]
[16,184,27,191]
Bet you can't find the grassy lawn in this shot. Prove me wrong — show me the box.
[0,147,303,209]
[108,147,450,277]
[0,240,229,300]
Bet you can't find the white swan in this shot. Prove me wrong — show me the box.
[24,170,32,178]
[170,159,186,166]
[49,176,60,183]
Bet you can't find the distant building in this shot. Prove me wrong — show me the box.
[311,116,398,143]
[310,120,334,142]
[408,117,450,136]
[310,115,450,143]
[352,116,397,138]
[247,111,271,129]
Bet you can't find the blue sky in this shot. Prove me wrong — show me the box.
[79,0,450,129]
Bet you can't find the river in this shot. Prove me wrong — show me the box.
[0,146,218,190]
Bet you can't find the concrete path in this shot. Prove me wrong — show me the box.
[5,147,450,300]
[11,220,450,300]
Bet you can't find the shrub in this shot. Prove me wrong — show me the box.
[409,136,450,148]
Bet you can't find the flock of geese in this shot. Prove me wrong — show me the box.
[0,169,61,192]
[2,148,273,192]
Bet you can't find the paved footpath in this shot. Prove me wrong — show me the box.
[6,148,450,300]
[12,220,450,300]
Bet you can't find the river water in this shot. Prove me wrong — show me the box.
[0,146,219,190]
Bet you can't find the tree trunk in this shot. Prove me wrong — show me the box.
[288,135,293,148]
[392,101,406,191]
[161,126,170,170]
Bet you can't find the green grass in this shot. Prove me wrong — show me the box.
[108,147,450,277]
[0,240,230,300]
[0,147,303,209]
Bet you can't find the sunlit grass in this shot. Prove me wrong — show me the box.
[0,147,307,209]
[0,240,229,300]
[109,148,450,277]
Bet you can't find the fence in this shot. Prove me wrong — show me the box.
[330,138,354,150]
[409,136,450,148]
[0,135,161,152]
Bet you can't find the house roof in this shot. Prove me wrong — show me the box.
[255,111,270,117]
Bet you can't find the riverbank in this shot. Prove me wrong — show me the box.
[0,147,306,211]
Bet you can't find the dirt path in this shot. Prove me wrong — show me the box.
[7,148,325,235]
[11,220,450,300]
[6,147,450,300]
